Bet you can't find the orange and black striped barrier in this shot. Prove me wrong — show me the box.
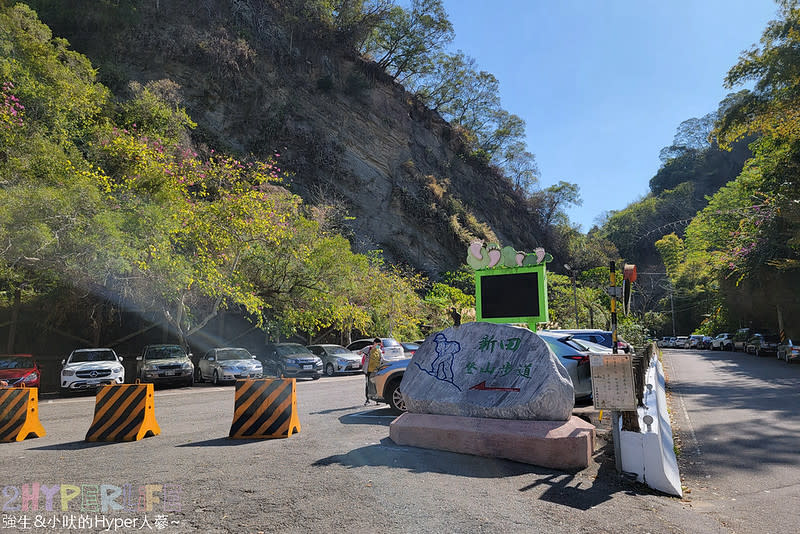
[0,387,46,442]
[229,378,300,439]
[85,382,160,442]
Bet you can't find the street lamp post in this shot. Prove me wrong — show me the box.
[565,264,579,328]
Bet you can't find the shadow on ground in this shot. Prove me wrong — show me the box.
[29,440,135,451]
[337,406,399,426]
[312,433,658,510]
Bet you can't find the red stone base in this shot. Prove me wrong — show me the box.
[389,413,595,470]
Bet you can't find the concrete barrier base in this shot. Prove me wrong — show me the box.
[389,413,595,470]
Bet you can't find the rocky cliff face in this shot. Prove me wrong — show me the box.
[30,0,546,276]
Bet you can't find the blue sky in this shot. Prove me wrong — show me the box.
[442,0,779,231]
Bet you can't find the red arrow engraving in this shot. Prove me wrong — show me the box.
[469,381,520,392]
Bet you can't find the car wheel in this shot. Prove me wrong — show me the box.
[385,380,406,415]
[212,370,220,385]
[184,376,193,387]
[195,367,203,383]
[325,363,335,377]
[312,375,320,381]
[755,348,761,357]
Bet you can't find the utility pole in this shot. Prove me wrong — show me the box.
[670,288,676,336]
[572,272,578,328]
[389,294,394,337]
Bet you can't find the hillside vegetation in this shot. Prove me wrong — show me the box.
[597,2,800,336]
[2,1,619,354]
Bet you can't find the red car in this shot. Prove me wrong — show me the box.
[0,354,41,388]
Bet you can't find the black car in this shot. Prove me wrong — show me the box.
[258,343,323,380]
[746,333,780,357]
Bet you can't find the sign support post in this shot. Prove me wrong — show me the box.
[609,261,621,472]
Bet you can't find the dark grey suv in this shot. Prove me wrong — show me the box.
[136,344,194,387]
[546,329,632,353]
[258,343,322,380]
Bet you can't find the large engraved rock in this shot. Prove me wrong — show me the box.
[400,323,574,421]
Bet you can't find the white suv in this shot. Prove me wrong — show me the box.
[61,348,125,392]
[346,338,406,363]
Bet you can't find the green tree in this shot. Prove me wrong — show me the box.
[360,0,454,83]
[655,233,685,279]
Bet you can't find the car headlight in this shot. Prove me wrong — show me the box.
[182,362,192,370]
[112,367,122,373]
[22,373,38,383]
[62,370,75,377]
[145,364,158,371]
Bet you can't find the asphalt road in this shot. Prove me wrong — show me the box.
[662,347,800,534]
[0,371,756,533]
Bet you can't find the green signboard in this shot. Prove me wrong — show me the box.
[474,264,549,326]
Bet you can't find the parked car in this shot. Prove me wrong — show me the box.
[732,328,751,352]
[307,344,362,376]
[545,329,632,353]
[61,348,124,392]
[368,332,599,414]
[675,336,689,348]
[701,336,713,349]
[401,342,420,357]
[537,332,598,401]
[711,333,733,351]
[657,337,671,348]
[567,337,613,354]
[0,354,40,388]
[346,338,405,363]
[136,344,194,387]
[258,343,322,380]
[367,357,411,414]
[688,335,705,349]
[195,347,262,385]
[745,333,781,357]
[778,338,800,362]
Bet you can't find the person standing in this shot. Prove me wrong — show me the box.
[364,338,382,406]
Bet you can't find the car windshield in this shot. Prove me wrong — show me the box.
[327,346,351,355]
[69,350,117,363]
[381,338,400,347]
[0,356,34,369]
[216,349,252,360]
[145,346,185,359]
[402,343,420,350]
[762,335,780,342]
[276,344,313,357]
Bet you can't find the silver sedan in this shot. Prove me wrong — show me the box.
[196,348,263,385]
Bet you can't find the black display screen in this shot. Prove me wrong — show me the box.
[479,271,541,319]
